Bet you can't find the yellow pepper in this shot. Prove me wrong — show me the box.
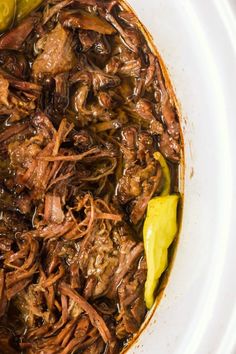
[144,194,179,309]
[0,0,16,33]
[16,0,44,22]
[154,151,171,196]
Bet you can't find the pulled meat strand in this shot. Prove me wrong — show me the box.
[59,283,116,350]
[0,122,29,143]
[38,147,99,161]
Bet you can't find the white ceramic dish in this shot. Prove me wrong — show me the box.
[126,0,236,353]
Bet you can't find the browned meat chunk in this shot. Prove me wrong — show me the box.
[116,126,162,224]
[33,24,77,79]
[135,98,163,135]
[159,131,181,162]
[60,10,116,35]
[116,259,146,339]
[0,74,10,107]
[0,16,37,50]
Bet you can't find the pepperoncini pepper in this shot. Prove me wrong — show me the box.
[16,0,44,22]
[0,0,16,33]
[153,151,171,196]
[143,151,179,309]
[0,0,45,33]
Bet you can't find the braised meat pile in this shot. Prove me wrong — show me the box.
[0,1,181,353]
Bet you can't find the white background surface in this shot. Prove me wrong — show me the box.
[126,1,236,353]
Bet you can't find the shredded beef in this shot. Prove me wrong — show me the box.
[0,0,181,353]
